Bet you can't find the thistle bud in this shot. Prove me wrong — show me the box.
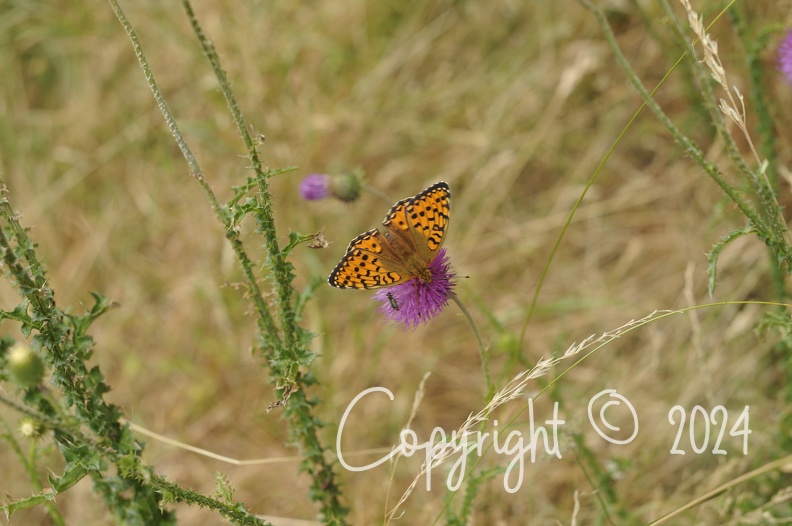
[330,170,364,203]
[8,344,45,388]
[19,417,45,439]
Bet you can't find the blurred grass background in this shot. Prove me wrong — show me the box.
[1,0,791,524]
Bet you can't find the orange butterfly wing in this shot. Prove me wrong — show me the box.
[384,181,451,262]
[328,182,451,290]
[327,228,412,289]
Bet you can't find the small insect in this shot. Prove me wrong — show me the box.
[386,292,399,311]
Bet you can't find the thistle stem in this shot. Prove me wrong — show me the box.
[451,294,493,399]
[363,184,394,206]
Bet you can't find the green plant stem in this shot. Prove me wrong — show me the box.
[576,0,752,220]
[364,184,395,206]
[658,0,789,249]
[0,417,66,526]
[451,294,493,399]
[660,0,757,181]
[105,0,281,355]
[149,476,270,526]
[576,0,792,273]
[107,0,347,521]
[573,433,622,524]
[0,391,61,428]
[727,7,787,301]
[0,205,99,426]
[648,453,792,525]
[728,7,778,185]
[0,384,262,525]
[0,198,172,522]
[178,1,347,521]
[518,3,692,350]
[180,0,300,358]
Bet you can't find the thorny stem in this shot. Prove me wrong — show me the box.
[105,0,280,350]
[576,0,792,272]
[667,0,790,249]
[108,0,348,521]
[0,418,66,526]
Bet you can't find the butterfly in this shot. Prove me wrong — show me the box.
[328,181,451,289]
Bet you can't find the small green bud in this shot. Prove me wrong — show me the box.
[330,170,364,203]
[8,344,45,388]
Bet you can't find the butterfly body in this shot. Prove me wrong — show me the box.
[328,182,451,289]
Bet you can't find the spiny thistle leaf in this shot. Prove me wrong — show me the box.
[2,493,56,518]
[47,462,90,493]
[706,225,754,296]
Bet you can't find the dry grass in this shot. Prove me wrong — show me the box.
[1,0,792,524]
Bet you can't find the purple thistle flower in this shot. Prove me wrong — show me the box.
[300,174,332,200]
[373,249,456,330]
[779,30,792,85]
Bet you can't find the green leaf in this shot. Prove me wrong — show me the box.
[116,452,139,479]
[706,225,754,296]
[282,231,312,258]
[0,335,15,354]
[88,291,112,316]
[214,471,234,504]
[57,439,104,472]
[228,177,259,208]
[2,494,56,517]
[0,301,35,336]
[48,462,89,493]
[67,292,116,337]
